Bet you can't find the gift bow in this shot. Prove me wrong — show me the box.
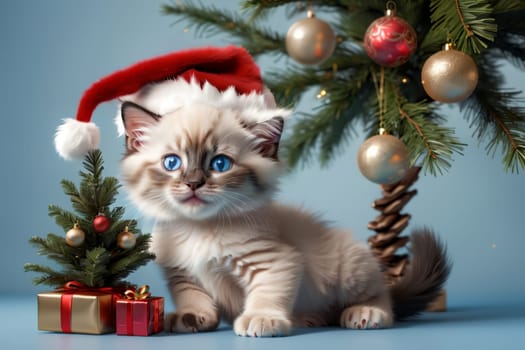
[124,285,151,300]
[57,280,124,294]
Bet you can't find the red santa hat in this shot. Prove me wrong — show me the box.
[55,45,289,160]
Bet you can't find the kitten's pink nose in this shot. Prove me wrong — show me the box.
[186,180,205,191]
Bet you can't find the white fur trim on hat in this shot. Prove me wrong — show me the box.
[115,78,292,136]
[55,118,100,160]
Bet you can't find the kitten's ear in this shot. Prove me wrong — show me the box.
[250,116,284,160]
[121,102,160,152]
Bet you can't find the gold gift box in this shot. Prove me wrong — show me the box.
[38,291,115,334]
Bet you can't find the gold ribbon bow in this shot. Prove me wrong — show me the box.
[124,285,151,300]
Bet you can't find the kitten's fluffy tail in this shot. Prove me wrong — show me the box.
[389,227,452,320]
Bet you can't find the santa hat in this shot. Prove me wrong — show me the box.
[55,46,290,160]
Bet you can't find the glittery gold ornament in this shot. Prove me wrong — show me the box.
[117,226,136,249]
[357,133,410,184]
[285,10,336,65]
[421,43,479,103]
[65,223,85,247]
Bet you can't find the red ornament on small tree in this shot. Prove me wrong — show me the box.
[363,1,417,67]
[93,213,111,233]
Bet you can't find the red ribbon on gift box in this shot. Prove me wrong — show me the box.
[57,281,123,333]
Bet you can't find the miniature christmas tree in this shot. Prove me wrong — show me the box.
[24,150,155,288]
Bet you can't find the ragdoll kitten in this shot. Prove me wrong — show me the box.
[120,100,450,337]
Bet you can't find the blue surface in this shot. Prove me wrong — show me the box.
[1,296,524,350]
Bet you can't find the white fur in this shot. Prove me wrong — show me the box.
[54,118,100,160]
[115,78,291,136]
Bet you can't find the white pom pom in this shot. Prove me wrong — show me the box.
[54,118,100,160]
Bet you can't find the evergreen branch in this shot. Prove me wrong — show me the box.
[48,205,81,231]
[108,235,155,282]
[490,33,525,70]
[24,264,70,287]
[28,234,83,273]
[429,0,497,54]
[60,180,79,199]
[489,0,525,12]
[82,150,104,184]
[82,247,111,287]
[460,54,525,172]
[283,73,373,168]
[162,1,285,56]
[96,177,120,209]
[266,68,327,107]
[389,84,465,175]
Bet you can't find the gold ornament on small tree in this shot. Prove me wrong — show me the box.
[65,222,85,247]
[421,43,479,103]
[117,226,137,249]
[285,8,336,65]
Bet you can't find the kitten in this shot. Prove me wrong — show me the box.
[120,98,450,337]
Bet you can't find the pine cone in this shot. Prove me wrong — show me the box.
[367,167,421,284]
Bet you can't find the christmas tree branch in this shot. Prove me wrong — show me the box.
[162,1,285,56]
[388,83,465,175]
[461,54,525,172]
[23,264,72,287]
[283,68,372,167]
[82,247,111,287]
[109,236,155,282]
[429,0,497,54]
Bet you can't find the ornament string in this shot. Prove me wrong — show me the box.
[371,66,386,134]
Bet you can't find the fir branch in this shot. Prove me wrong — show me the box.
[96,177,120,209]
[490,33,525,70]
[389,84,465,175]
[429,0,497,54]
[23,264,71,287]
[108,235,155,282]
[283,72,373,167]
[47,205,79,231]
[460,54,525,172]
[82,247,111,287]
[162,1,285,56]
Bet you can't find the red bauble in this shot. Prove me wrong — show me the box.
[93,214,111,233]
[363,9,417,67]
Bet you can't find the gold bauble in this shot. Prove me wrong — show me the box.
[65,223,85,247]
[285,13,336,65]
[421,44,478,103]
[357,133,410,185]
[117,227,136,249]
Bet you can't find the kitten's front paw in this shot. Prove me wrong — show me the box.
[168,308,219,333]
[340,305,393,329]
[234,313,292,337]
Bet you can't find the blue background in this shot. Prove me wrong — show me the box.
[1,0,524,311]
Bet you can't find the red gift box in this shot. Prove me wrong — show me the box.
[116,290,164,336]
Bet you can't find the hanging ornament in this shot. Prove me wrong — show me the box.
[117,226,136,249]
[93,213,111,233]
[286,8,336,65]
[363,1,417,67]
[357,130,410,185]
[421,43,479,103]
[65,222,85,247]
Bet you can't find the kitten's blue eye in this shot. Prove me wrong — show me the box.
[210,155,233,172]
[163,154,182,171]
